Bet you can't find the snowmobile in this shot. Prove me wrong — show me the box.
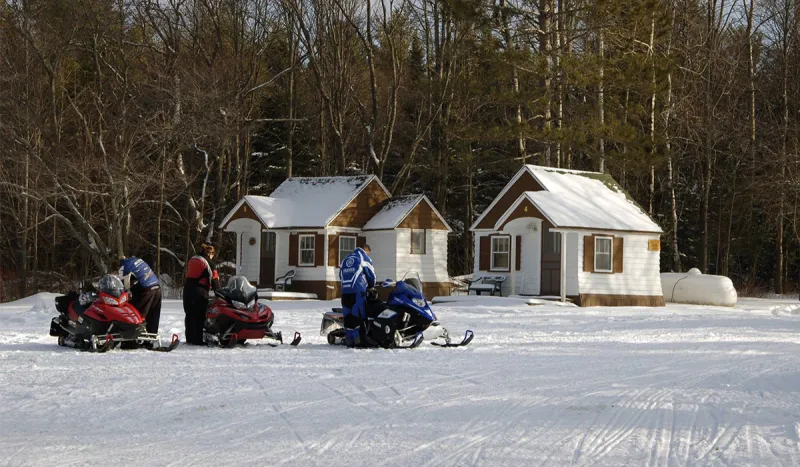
[49,275,179,353]
[204,275,301,347]
[320,273,474,349]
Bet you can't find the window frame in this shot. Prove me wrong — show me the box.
[410,229,427,255]
[298,234,316,267]
[490,235,511,272]
[338,235,357,265]
[594,236,613,273]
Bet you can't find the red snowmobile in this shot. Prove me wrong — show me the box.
[204,275,301,347]
[49,275,179,353]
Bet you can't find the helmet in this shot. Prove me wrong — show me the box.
[97,274,128,305]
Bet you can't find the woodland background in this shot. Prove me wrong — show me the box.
[0,0,798,301]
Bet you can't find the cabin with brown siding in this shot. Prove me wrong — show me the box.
[220,177,451,300]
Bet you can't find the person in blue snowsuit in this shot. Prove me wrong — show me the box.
[339,245,376,348]
[119,256,162,337]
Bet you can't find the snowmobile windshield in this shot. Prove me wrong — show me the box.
[402,278,423,294]
[97,275,125,298]
[221,275,258,306]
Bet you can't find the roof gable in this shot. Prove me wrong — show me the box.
[471,167,545,230]
[364,195,451,231]
[328,178,392,227]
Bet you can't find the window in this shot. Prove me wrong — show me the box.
[491,236,510,271]
[544,231,561,254]
[411,229,427,255]
[299,234,315,266]
[339,236,356,265]
[594,237,613,272]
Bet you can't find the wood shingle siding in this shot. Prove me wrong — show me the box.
[398,201,449,230]
[329,179,390,227]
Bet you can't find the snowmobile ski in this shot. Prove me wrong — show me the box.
[397,332,424,349]
[431,329,474,348]
[264,331,302,347]
[148,334,181,352]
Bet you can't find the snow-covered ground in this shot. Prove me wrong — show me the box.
[2,294,800,466]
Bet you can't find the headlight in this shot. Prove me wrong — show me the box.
[232,300,247,310]
[412,298,426,308]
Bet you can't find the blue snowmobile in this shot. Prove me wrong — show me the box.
[320,273,473,349]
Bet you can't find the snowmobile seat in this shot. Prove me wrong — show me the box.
[274,270,295,291]
[468,275,506,296]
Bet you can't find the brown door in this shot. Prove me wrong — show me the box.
[260,232,276,287]
[541,228,561,296]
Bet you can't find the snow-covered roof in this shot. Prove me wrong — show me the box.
[241,195,296,228]
[268,175,382,227]
[477,165,662,233]
[363,195,452,231]
[221,175,392,229]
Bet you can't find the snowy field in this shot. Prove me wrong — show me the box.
[2,295,800,466]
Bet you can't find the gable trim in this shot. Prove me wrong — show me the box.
[469,166,533,231]
[494,193,558,231]
[367,195,451,232]
[220,197,265,231]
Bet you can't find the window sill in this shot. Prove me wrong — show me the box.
[489,268,510,273]
[297,263,316,268]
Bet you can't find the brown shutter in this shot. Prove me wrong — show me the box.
[479,236,491,271]
[613,237,624,273]
[357,235,367,248]
[328,234,339,266]
[583,235,594,272]
[515,235,522,271]
[288,233,298,266]
[315,233,325,266]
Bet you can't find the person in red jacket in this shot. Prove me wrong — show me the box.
[183,241,220,345]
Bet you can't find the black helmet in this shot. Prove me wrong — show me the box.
[98,274,125,298]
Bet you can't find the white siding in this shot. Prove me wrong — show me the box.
[394,229,449,283]
[363,231,397,282]
[474,231,581,297]
[274,229,329,282]
[576,232,663,296]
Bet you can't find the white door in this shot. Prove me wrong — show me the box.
[504,218,542,296]
[238,225,261,282]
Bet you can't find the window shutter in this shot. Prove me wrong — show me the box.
[288,233,298,266]
[583,235,594,272]
[315,233,325,266]
[479,236,491,271]
[613,237,624,273]
[328,234,339,267]
[515,235,522,271]
[357,235,367,248]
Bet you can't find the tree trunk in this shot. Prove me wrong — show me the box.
[540,0,552,165]
[597,28,605,173]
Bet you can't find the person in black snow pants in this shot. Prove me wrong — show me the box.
[182,242,220,345]
[119,256,162,341]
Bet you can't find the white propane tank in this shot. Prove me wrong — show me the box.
[660,269,737,307]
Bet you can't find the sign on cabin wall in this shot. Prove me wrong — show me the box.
[648,239,661,251]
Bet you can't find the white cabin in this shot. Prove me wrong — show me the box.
[220,176,452,300]
[470,165,665,307]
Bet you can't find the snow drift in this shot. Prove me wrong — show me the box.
[661,268,737,307]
